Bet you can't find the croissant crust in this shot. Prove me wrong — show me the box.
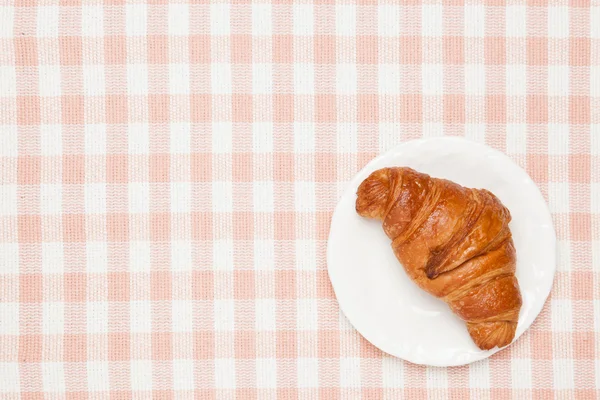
[356,167,522,350]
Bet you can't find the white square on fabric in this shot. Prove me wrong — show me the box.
[37,6,59,37]
[336,5,356,36]
[548,124,569,154]
[551,299,573,332]
[379,64,400,95]
[129,183,150,214]
[0,7,14,38]
[171,183,191,213]
[297,358,318,388]
[212,122,232,153]
[553,359,575,389]
[0,185,16,216]
[378,123,400,154]
[511,359,532,389]
[295,181,315,213]
[469,359,490,388]
[82,5,104,37]
[169,4,189,36]
[86,242,107,274]
[253,122,273,153]
[253,64,273,95]
[254,181,274,213]
[506,65,526,96]
[382,357,404,387]
[173,359,195,390]
[294,63,314,95]
[214,358,236,389]
[171,240,192,272]
[256,358,277,388]
[464,5,485,37]
[595,299,600,339]
[255,299,275,331]
[297,299,317,331]
[592,125,600,154]
[548,7,569,38]
[127,64,149,96]
[548,66,569,97]
[465,124,486,144]
[39,66,61,97]
[212,182,233,213]
[87,361,109,392]
[422,64,443,95]
[426,366,448,388]
[548,182,570,214]
[337,64,357,94]
[130,241,151,273]
[254,240,274,271]
[211,4,230,36]
[423,123,444,138]
[591,67,600,97]
[85,124,106,155]
[42,242,64,274]
[172,300,193,332]
[170,122,191,153]
[378,6,399,37]
[506,124,527,154]
[0,125,17,157]
[130,301,151,333]
[293,5,314,36]
[213,240,234,271]
[130,360,152,391]
[211,67,233,94]
[422,5,443,37]
[127,123,150,154]
[85,183,107,214]
[592,7,600,39]
[252,5,272,36]
[295,240,316,271]
[40,124,62,156]
[126,4,147,36]
[0,66,16,97]
[0,303,18,335]
[170,64,190,95]
[0,363,19,393]
[42,362,66,392]
[506,6,526,37]
[337,123,357,153]
[465,64,485,95]
[340,358,361,388]
[87,302,108,334]
[294,122,315,153]
[557,239,571,272]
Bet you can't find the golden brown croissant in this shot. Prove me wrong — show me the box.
[355,167,522,350]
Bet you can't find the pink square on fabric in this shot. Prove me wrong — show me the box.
[19,215,42,243]
[17,97,41,126]
[15,37,38,66]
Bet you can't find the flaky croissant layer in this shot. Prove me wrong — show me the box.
[356,167,522,350]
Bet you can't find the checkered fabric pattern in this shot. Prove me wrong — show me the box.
[0,0,598,398]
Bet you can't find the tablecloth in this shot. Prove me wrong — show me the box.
[0,0,598,398]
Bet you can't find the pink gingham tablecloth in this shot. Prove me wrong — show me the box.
[0,0,598,398]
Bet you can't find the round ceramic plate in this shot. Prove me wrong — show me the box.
[327,137,556,367]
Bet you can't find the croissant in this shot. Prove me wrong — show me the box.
[355,167,522,350]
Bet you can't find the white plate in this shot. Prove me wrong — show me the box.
[327,137,556,367]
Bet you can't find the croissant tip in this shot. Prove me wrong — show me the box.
[467,321,517,351]
[425,268,437,280]
[355,168,392,220]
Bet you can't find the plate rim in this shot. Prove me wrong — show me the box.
[326,136,557,367]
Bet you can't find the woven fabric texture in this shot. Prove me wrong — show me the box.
[0,1,598,398]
